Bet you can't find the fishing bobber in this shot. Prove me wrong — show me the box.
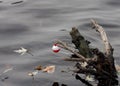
[52,44,60,53]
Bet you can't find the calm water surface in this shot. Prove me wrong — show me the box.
[0,0,120,86]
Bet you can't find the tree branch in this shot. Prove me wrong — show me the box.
[91,19,117,80]
[74,67,97,75]
[91,19,113,56]
[63,57,97,62]
[55,40,87,62]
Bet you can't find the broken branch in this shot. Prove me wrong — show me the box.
[91,19,112,56]
[55,40,87,62]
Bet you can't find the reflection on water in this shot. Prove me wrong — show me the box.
[0,0,120,86]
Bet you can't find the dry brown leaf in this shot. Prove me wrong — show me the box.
[34,65,43,71]
[42,65,55,73]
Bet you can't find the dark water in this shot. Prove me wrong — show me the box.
[0,0,120,86]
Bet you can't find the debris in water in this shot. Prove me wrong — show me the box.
[28,70,39,80]
[14,47,33,56]
[11,1,23,4]
[34,65,42,71]
[2,67,13,74]
[60,29,67,31]
[28,71,38,76]
[0,66,14,76]
[52,82,59,86]
[0,65,14,82]
[1,76,9,82]
[42,65,55,73]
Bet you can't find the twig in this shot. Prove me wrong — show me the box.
[63,58,86,61]
[91,19,112,56]
[55,40,98,63]
[11,1,23,4]
[63,57,97,62]
[74,67,97,75]
[55,40,87,62]
[91,20,118,85]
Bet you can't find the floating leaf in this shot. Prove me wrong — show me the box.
[28,70,38,76]
[14,47,27,55]
[34,65,43,71]
[14,47,33,56]
[42,65,55,73]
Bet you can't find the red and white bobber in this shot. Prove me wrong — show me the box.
[52,44,60,53]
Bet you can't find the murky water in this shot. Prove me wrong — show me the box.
[0,0,120,86]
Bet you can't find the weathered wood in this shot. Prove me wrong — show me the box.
[91,20,118,86]
[63,57,97,63]
[91,19,113,57]
[54,19,118,86]
[55,40,87,62]
[91,19,118,81]
[70,27,93,58]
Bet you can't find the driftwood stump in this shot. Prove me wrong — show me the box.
[55,19,118,86]
[70,27,93,58]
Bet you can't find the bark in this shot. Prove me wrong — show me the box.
[70,27,93,58]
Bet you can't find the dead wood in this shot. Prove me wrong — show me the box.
[54,19,118,86]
